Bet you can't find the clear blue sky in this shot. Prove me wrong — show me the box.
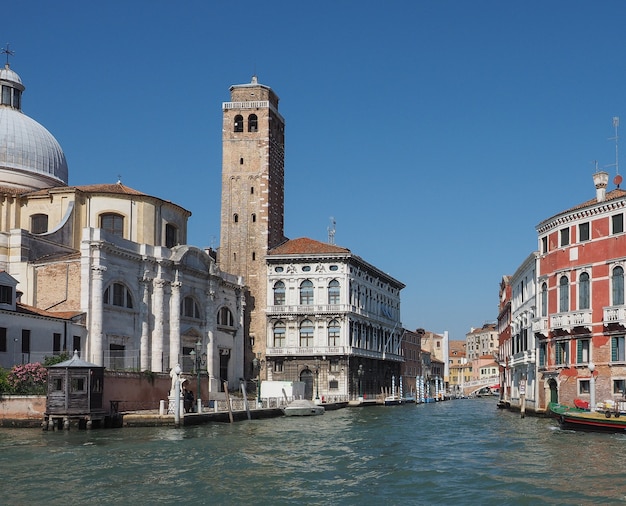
[4,1,626,341]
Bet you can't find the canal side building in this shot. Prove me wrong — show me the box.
[533,171,626,410]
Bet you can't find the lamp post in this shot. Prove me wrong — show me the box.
[589,362,596,411]
[315,359,320,401]
[358,364,364,399]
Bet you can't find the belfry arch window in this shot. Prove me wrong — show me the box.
[248,114,258,132]
[613,266,625,306]
[218,306,235,328]
[31,214,48,234]
[100,213,124,238]
[234,115,243,132]
[104,282,133,309]
[181,296,201,319]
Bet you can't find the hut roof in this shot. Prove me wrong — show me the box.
[48,350,101,369]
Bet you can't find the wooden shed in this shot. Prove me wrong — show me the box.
[44,351,105,430]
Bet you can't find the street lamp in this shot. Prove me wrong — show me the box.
[589,362,596,411]
[315,359,320,401]
[358,364,364,399]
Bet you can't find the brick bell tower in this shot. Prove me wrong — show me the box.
[219,76,286,377]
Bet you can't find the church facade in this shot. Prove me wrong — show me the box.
[0,60,244,393]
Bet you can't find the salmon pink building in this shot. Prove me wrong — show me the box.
[534,171,626,410]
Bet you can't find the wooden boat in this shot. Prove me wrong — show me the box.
[384,395,402,406]
[282,399,324,416]
[549,402,626,433]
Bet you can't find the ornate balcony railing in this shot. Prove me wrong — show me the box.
[604,306,626,326]
[550,310,593,332]
[531,317,548,334]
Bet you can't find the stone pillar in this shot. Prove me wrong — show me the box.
[152,272,166,373]
[90,264,107,365]
[169,271,182,370]
[206,278,217,393]
[139,268,152,371]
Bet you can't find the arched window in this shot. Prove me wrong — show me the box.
[541,283,548,317]
[100,213,124,238]
[299,319,314,347]
[328,319,340,346]
[273,281,285,305]
[579,272,590,309]
[218,307,234,328]
[328,279,340,304]
[251,213,256,223]
[181,296,200,318]
[234,115,243,132]
[165,223,178,248]
[559,276,569,313]
[613,266,625,306]
[104,282,133,309]
[273,321,285,347]
[248,114,258,132]
[233,213,239,223]
[31,214,48,234]
[300,280,314,305]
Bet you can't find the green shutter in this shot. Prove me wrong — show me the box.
[577,340,583,364]
[612,337,618,362]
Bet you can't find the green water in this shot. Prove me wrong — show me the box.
[2,399,626,505]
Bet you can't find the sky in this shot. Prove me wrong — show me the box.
[3,1,626,342]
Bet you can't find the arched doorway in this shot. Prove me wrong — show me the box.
[300,369,314,400]
[548,378,558,404]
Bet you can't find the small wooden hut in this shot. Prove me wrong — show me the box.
[44,351,105,430]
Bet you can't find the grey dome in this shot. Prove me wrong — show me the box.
[0,64,68,189]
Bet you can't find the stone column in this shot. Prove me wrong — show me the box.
[206,278,217,393]
[90,264,107,365]
[169,271,182,370]
[139,268,152,371]
[152,271,166,373]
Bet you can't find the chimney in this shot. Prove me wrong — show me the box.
[593,171,609,202]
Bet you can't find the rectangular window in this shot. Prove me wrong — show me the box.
[165,223,178,248]
[555,341,568,365]
[613,213,624,234]
[71,377,85,391]
[614,379,626,395]
[612,336,626,362]
[579,379,590,395]
[53,333,61,355]
[53,378,63,391]
[329,380,339,390]
[0,285,12,304]
[579,222,590,242]
[576,339,590,364]
[73,335,81,353]
[560,227,570,247]
[22,329,30,354]
[273,361,284,373]
[330,360,340,373]
[541,236,548,254]
[1,85,10,105]
[0,327,6,352]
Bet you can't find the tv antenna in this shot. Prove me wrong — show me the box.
[327,217,336,245]
[608,117,622,187]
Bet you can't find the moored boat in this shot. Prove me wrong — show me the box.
[282,399,325,416]
[384,395,402,406]
[549,402,626,433]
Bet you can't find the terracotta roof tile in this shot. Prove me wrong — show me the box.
[269,237,351,255]
[25,183,147,197]
[17,303,83,320]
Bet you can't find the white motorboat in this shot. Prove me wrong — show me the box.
[282,399,325,416]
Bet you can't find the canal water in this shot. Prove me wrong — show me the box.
[2,399,626,505]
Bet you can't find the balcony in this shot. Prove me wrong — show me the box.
[532,317,548,335]
[604,306,626,327]
[550,310,593,333]
[266,345,403,362]
[509,350,535,368]
[267,304,349,316]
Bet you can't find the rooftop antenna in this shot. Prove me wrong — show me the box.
[327,217,336,245]
[1,43,14,66]
[609,117,622,188]
[117,174,122,184]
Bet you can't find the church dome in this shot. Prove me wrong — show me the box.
[0,63,68,190]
